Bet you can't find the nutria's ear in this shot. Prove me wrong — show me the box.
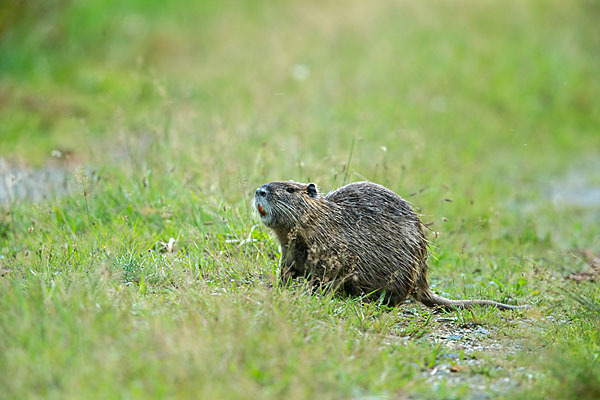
[307,183,318,198]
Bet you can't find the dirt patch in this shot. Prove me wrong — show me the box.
[549,161,600,208]
[0,157,73,205]
[565,249,600,283]
[422,317,526,397]
[385,310,531,399]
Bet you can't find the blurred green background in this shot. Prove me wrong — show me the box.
[2,0,599,166]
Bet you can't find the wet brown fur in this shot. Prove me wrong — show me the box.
[254,180,521,311]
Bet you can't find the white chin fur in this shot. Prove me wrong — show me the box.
[254,198,272,225]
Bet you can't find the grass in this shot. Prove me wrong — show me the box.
[1,0,600,398]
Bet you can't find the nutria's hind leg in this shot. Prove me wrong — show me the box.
[364,287,407,307]
[384,291,408,307]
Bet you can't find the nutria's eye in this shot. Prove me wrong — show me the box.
[286,187,295,193]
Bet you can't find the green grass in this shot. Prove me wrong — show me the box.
[1,0,600,398]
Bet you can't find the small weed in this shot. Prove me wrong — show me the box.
[114,251,145,284]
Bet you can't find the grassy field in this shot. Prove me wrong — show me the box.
[1,0,600,398]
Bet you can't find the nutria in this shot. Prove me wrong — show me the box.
[254,180,521,311]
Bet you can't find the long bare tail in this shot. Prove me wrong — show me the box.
[414,287,524,311]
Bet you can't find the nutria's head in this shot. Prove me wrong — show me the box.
[254,181,320,229]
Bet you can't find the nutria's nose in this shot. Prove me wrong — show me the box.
[256,186,268,198]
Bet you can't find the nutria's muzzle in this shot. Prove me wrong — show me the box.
[255,185,268,199]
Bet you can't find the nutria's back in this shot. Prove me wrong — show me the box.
[254,180,521,311]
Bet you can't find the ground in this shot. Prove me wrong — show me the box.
[1,0,599,399]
